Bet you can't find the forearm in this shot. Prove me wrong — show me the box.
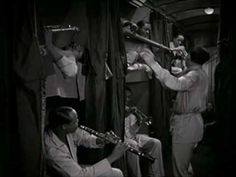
[46,45,63,61]
[107,154,116,164]
[148,61,168,81]
[148,61,189,91]
[140,48,193,90]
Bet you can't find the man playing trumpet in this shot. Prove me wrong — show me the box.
[124,87,165,177]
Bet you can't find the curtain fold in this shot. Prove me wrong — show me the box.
[9,0,46,177]
[149,12,173,166]
[82,0,108,164]
[202,48,219,108]
[85,0,108,129]
[4,0,126,176]
[106,0,127,174]
[1,2,14,177]
[214,1,235,175]
[85,0,127,174]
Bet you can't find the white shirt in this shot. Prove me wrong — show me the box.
[149,62,208,143]
[44,128,112,177]
[46,50,86,100]
[124,113,140,140]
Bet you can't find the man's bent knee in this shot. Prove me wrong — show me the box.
[111,168,124,177]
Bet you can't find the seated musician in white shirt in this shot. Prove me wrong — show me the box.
[124,87,165,177]
[44,106,128,177]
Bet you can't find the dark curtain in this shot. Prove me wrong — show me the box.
[1,1,13,176]
[85,0,127,174]
[2,0,46,177]
[106,0,127,173]
[85,0,110,132]
[149,12,173,170]
[214,1,236,176]
[2,0,126,176]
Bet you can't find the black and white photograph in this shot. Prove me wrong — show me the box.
[1,0,235,177]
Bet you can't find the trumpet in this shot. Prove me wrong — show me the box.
[126,106,152,126]
[44,25,79,32]
[123,30,171,52]
[79,125,155,163]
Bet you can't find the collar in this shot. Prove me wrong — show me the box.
[47,129,65,148]
[46,129,77,160]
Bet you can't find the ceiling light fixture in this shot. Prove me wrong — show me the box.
[204,7,214,15]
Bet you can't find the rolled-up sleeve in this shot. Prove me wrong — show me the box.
[73,128,98,148]
[55,55,78,78]
[150,62,198,91]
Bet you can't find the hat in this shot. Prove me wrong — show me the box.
[190,46,210,65]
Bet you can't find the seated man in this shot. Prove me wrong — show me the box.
[124,87,165,177]
[44,106,128,177]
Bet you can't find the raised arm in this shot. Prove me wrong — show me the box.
[44,30,63,61]
[140,48,197,91]
[44,30,78,78]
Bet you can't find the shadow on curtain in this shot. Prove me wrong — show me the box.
[84,0,127,175]
[214,1,235,176]
[7,0,47,177]
[149,11,173,174]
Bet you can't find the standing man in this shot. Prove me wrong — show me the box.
[140,47,209,177]
[44,106,129,177]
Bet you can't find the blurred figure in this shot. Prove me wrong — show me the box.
[122,20,153,78]
[170,34,188,76]
[136,20,151,38]
[124,87,165,177]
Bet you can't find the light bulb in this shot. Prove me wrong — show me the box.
[204,7,214,15]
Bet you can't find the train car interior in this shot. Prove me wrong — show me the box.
[1,0,235,177]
